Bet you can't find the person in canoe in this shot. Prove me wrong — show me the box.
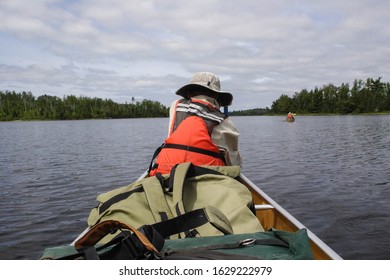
[286,112,295,122]
[149,72,242,176]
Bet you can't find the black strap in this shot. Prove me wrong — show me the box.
[182,163,224,177]
[167,163,224,192]
[99,186,144,214]
[162,143,225,161]
[82,246,99,260]
[140,208,213,239]
[136,225,165,254]
[148,143,226,174]
[148,143,165,174]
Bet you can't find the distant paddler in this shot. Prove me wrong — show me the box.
[286,112,296,122]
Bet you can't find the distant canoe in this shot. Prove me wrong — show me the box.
[286,117,295,122]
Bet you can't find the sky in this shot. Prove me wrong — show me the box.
[1,0,389,110]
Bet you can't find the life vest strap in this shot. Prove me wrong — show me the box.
[148,142,226,175]
[162,143,225,162]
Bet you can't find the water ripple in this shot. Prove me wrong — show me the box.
[1,116,389,259]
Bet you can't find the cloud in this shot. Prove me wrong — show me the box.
[1,0,390,110]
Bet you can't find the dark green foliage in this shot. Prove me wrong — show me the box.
[229,107,270,116]
[0,91,169,121]
[229,77,389,116]
[270,77,390,115]
[2,77,389,120]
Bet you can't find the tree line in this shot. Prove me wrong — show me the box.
[0,91,169,121]
[229,108,269,116]
[270,77,390,115]
[1,77,389,121]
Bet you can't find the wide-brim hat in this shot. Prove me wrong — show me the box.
[175,72,233,106]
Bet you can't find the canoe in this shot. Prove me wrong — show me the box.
[286,117,295,122]
[238,173,342,260]
[70,170,342,260]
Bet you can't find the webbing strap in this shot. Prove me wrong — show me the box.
[162,143,225,161]
[148,143,165,174]
[99,186,143,214]
[148,142,226,174]
[147,208,220,238]
[82,246,99,260]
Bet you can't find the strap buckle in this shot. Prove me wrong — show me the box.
[239,238,256,247]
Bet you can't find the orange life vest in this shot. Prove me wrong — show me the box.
[149,100,226,176]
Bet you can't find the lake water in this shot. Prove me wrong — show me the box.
[0,115,389,260]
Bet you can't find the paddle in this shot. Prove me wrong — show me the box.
[224,106,229,116]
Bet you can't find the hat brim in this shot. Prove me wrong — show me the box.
[176,84,233,107]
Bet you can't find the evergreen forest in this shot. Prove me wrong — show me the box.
[1,77,389,121]
[265,77,390,115]
[0,92,169,121]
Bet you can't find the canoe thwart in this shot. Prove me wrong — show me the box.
[254,204,274,210]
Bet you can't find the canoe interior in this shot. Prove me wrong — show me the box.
[238,174,342,260]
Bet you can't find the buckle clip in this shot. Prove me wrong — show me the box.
[239,238,256,247]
